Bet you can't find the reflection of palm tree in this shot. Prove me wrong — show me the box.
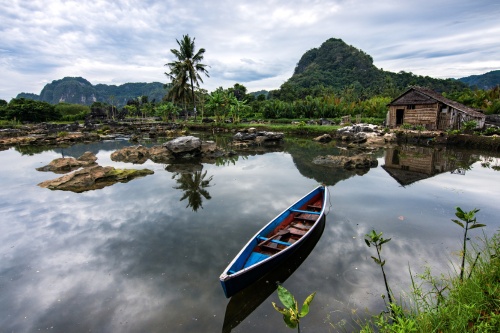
[173,171,213,211]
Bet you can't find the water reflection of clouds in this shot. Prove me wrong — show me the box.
[2,145,500,332]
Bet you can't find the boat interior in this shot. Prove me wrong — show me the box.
[243,197,323,267]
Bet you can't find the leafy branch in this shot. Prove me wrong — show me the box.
[451,207,485,281]
[365,230,393,305]
[272,285,316,332]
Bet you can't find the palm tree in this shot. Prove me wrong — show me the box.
[165,34,209,121]
[166,74,190,119]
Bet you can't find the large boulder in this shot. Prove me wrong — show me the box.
[148,145,174,163]
[258,131,284,141]
[339,132,368,144]
[200,141,226,159]
[233,131,284,146]
[37,165,154,193]
[77,151,98,164]
[312,154,378,170]
[164,136,202,154]
[110,145,150,164]
[337,123,379,134]
[313,134,333,143]
[36,152,98,173]
[233,132,257,141]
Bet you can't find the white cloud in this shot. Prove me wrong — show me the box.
[0,0,499,100]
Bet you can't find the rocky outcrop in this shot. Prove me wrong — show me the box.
[36,152,98,173]
[110,145,150,164]
[232,129,284,148]
[110,136,228,164]
[148,146,174,164]
[37,165,154,192]
[312,154,378,169]
[165,136,202,154]
[0,132,101,148]
[313,134,333,143]
[335,123,400,147]
[337,123,380,134]
[200,141,227,159]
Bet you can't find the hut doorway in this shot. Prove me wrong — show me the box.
[396,109,405,125]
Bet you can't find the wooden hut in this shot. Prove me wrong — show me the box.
[387,86,485,130]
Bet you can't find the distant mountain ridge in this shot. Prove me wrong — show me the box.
[16,77,166,107]
[458,70,500,90]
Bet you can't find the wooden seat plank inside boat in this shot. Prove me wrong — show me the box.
[294,213,318,222]
[288,227,306,236]
[290,221,311,230]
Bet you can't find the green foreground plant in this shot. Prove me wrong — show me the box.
[359,207,499,333]
[272,284,316,332]
[365,230,393,305]
[452,207,485,281]
[361,231,500,332]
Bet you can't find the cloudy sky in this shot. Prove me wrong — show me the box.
[1,0,499,101]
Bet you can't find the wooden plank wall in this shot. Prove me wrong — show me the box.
[388,103,439,129]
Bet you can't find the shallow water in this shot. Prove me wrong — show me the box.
[0,139,499,332]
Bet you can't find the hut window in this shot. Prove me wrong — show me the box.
[407,105,415,110]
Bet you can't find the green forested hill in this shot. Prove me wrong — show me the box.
[271,38,468,101]
[458,70,500,89]
[16,77,166,107]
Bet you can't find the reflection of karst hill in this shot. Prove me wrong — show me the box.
[284,139,385,186]
[382,146,479,186]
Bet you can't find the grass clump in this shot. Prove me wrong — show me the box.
[360,231,500,332]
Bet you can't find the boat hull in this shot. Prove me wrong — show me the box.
[222,215,325,332]
[220,185,327,298]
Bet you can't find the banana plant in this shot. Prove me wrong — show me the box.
[452,207,485,281]
[272,285,316,332]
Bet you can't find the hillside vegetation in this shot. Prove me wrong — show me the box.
[458,70,500,90]
[270,38,468,101]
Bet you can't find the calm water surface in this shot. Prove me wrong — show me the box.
[0,138,499,332]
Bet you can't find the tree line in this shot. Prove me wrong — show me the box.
[1,35,499,124]
[2,84,499,125]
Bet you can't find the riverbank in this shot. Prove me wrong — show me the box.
[359,231,500,332]
[1,120,500,152]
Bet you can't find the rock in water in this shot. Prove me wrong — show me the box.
[164,136,202,154]
[38,165,154,192]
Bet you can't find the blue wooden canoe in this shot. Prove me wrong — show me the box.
[219,185,328,298]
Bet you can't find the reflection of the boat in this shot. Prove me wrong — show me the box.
[221,216,325,333]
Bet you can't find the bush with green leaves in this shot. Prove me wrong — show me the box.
[461,120,478,133]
